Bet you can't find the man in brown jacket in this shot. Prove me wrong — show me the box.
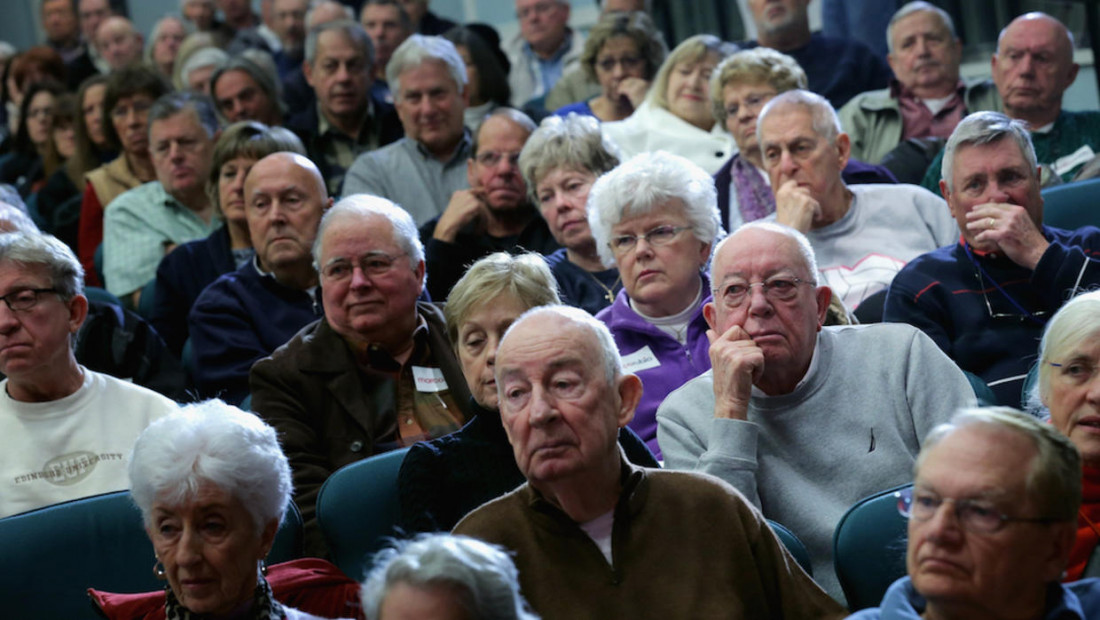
[251,194,473,556]
[454,306,845,619]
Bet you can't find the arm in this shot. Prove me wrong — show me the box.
[102,195,165,299]
[149,250,191,357]
[341,151,389,198]
[656,376,763,507]
[1030,235,1100,307]
[882,267,953,356]
[903,327,975,442]
[249,355,334,557]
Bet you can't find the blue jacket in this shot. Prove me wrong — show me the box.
[596,275,713,458]
[189,260,322,404]
[849,576,1100,619]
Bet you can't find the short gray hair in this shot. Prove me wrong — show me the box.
[387,34,467,96]
[504,305,623,385]
[305,19,374,68]
[710,47,806,125]
[1033,290,1100,411]
[313,194,425,284]
[471,107,536,156]
[518,113,622,205]
[887,2,956,54]
[361,0,411,31]
[178,45,229,88]
[148,91,220,139]
[361,534,539,620]
[941,111,1037,193]
[0,231,84,300]
[128,399,292,533]
[712,221,819,290]
[917,407,1081,521]
[444,252,561,348]
[756,89,842,148]
[211,55,287,119]
[587,150,723,268]
[0,200,39,234]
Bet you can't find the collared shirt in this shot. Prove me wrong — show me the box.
[893,78,967,142]
[342,132,473,226]
[525,32,575,98]
[354,316,464,446]
[102,181,219,297]
[315,102,380,196]
[251,254,320,310]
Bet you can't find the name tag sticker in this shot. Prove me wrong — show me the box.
[412,366,448,392]
[1052,145,1096,176]
[621,346,661,374]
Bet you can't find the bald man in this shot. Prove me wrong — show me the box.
[95,16,143,71]
[188,153,332,403]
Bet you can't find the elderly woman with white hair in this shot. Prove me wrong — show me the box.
[362,534,539,620]
[588,150,723,457]
[89,400,361,619]
[518,113,622,315]
[1032,290,1100,581]
[602,35,737,175]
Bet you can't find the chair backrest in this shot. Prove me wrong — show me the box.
[0,490,302,619]
[833,483,912,611]
[962,370,997,407]
[767,519,813,577]
[1040,177,1100,231]
[316,447,412,581]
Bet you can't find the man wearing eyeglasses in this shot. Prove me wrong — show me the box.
[0,232,175,518]
[419,108,560,300]
[884,111,1100,406]
[189,152,331,404]
[102,92,220,309]
[658,221,974,602]
[851,407,1100,619]
[251,195,473,557]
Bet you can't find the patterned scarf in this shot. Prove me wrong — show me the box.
[164,570,284,620]
[730,154,776,223]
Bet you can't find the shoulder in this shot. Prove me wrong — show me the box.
[105,182,160,215]
[193,266,252,308]
[841,88,895,113]
[824,323,924,346]
[658,370,715,415]
[852,183,943,204]
[253,319,327,372]
[86,369,177,412]
[453,486,528,535]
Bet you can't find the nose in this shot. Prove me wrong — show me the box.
[228,170,246,195]
[334,62,352,82]
[737,102,756,122]
[1017,52,1036,75]
[175,525,204,567]
[923,501,965,545]
[349,263,374,290]
[777,148,799,178]
[985,180,1012,204]
[746,282,774,316]
[528,385,558,427]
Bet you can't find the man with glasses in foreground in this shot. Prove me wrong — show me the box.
[252,194,473,557]
[852,406,1100,619]
[884,111,1100,406]
[420,108,559,300]
[0,231,175,518]
[658,221,974,601]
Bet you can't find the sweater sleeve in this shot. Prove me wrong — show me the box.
[1030,235,1100,308]
[657,377,763,508]
[903,326,975,442]
[397,442,448,534]
[188,281,266,404]
[882,263,953,357]
[341,151,387,198]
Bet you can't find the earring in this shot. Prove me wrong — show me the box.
[153,557,166,580]
[260,560,268,576]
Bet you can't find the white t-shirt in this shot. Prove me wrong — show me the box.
[0,368,177,518]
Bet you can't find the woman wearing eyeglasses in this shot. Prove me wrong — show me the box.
[587,150,723,458]
[1031,290,1100,582]
[551,11,664,123]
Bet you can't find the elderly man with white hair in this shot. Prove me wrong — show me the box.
[851,407,1100,619]
[0,231,175,518]
[455,305,845,619]
[343,34,471,225]
[657,221,975,601]
[252,194,474,557]
[756,89,956,311]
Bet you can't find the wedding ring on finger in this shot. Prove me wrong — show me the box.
[987,217,995,229]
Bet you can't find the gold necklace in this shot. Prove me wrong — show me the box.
[589,270,621,304]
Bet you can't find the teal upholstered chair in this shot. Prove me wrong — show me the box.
[316,447,412,581]
[1040,177,1100,231]
[833,484,912,611]
[0,491,302,619]
[768,519,813,577]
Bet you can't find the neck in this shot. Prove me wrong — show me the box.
[427,137,462,162]
[1008,104,1061,130]
[755,355,811,396]
[633,274,701,318]
[126,151,156,183]
[325,109,365,139]
[267,257,318,291]
[757,25,811,52]
[8,357,83,403]
[485,205,534,238]
[532,34,566,60]
[590,95,633,122]
[743,148,764,170]
[227,220,251,250]
[535,452,623,523]
[925,596,1047,620]
[565,242,606,272]
[912,79,957,100]
[814,185,852,229]
[345,311,418,360]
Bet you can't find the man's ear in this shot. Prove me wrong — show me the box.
[466,157,477,187]
[835,132,851,170]
[703,300,718,331]
[814,286,831,328]
[615,374,642,428]
[68,294,89,334]
[303,60,314,87]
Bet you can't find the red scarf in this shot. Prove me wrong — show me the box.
[1067,466,1100,581]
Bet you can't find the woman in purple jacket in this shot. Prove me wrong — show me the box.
[587,150,723,458]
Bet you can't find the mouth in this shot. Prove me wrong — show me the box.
[917,555,968,575]
[1076,416,1100,432]
[636,269,662,281]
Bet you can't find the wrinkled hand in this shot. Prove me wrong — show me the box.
[434,189,488,243]
[708,325,764,421]
[616,77,650,111]
[965,203,1049,270]
[773,179,820,232]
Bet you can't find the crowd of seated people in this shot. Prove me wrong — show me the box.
[2,0,1100,618]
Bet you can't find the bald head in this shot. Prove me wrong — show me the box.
[96,16,144,71]
[245,152,331,279]
[993,12,1078,127]
[308,0,353,28]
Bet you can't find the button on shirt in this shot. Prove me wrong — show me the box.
[103,181,220,298]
